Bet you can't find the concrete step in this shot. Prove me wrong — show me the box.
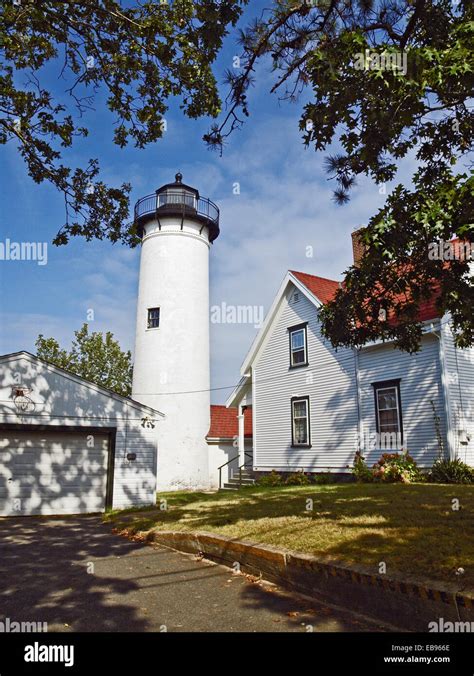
[222,479,256,489]
[226,478,256,486]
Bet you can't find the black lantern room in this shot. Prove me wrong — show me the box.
[133,173,220,242]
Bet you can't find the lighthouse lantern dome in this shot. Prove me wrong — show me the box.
[133,172,220,242]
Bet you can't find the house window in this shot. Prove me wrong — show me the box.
[147,307,160,329]
[373,379,403,443]
[291,396,311,447]
[289,324,308,367]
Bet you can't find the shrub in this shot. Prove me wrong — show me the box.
[428,458,474,484]
[285,471,311,486]
[350,450,423,483]
[256,470,283,487]
[350,451,373,483]
[372,452,421,483]
[315,471,334,485]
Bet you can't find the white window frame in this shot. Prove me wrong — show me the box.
[289,325,308,368]
[291,396,310,447]
[374,382,402,439]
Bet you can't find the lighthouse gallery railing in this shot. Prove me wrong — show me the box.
[134,190,219,226]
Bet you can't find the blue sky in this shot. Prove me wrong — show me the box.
[0,3,415,403]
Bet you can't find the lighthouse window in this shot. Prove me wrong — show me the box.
[159,189,196,209]
[147,307,160,329]
[288,323,308,368]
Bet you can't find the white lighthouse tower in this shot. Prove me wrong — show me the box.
[131,173,220,490]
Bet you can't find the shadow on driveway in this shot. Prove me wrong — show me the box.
[0,516,387,632]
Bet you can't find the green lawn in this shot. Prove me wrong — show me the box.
[105,483,474,590]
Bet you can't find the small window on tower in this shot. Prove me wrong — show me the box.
[147,307,160,329]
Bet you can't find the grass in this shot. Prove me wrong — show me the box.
[104,483,474,590]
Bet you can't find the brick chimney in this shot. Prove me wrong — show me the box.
[351,227,367,266]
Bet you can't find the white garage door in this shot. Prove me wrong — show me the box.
[0,430,109,516]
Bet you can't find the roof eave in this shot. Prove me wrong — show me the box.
[358,317,443,350]
[0,351,165,418]
[225,375,252,408]
[239,271,324,375]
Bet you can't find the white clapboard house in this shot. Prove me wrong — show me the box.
[227,234,474,475]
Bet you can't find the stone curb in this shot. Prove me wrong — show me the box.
[146,530,474,632]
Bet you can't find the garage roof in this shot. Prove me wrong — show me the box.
[0,351,164,417]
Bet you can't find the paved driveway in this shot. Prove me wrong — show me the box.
[0,516,387,632]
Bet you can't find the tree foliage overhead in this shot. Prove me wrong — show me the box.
[35,323,133,396]
[206,0,473,351]
[3,0,474,351]
[1,0,246,246]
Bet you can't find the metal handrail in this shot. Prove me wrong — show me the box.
[218,451,253,489]
[134,190,219,226]
[237,458,253,489]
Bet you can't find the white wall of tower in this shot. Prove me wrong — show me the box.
[132,216,211,490]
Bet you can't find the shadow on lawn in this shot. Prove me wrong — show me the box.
[114,484,474,590]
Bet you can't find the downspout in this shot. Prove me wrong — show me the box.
[252,367,257,471]
[453,341,469,461]
[431,318,455,461]
[237,403,245,466]
[353,348,363,455]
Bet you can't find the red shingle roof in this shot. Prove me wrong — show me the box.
[395,291,440,322]
[289,270,340,304]
[411,237,468,322]
[291,269,441,322]
[208,405,252,439]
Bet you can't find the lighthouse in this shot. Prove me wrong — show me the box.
[131,173,220,490]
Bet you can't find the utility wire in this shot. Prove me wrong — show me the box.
[129,359,360,396]
[0,364,322,403]
[0,364,324,403]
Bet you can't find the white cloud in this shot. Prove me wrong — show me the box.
[1,109,423,405]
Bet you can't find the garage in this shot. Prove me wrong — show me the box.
[0,427,113,516]
[0,351,163,516]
